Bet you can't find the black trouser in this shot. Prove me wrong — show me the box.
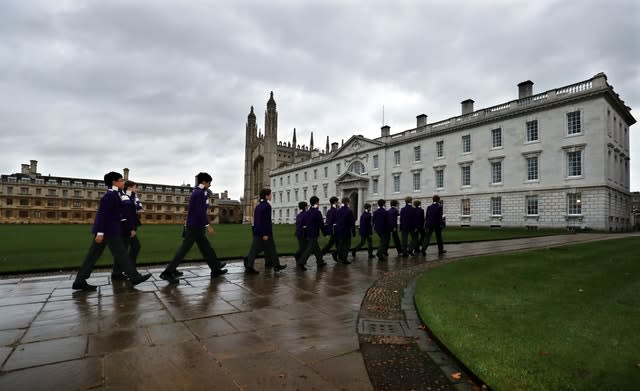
[391,229,402,254]
[76,234,140,282]
[401,229,418,254]
[113,229,141,275]
[298,237,324,266]
[352,233,373,256]
[416,228,425,251]
[164,227,223,273]
[422,226,444,253]
[376,231,390,257]
[245,235,281,269]
[321,235,335,255]
[336,234,352,262]
[295,237,307,261]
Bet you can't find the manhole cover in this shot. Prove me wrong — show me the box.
[358,319,409,336]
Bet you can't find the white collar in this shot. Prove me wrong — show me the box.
[108,186,119,191]
[198,184,205,189]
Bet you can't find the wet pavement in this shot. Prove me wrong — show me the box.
[0,232,636,390]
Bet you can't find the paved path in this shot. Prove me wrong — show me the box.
[0,233,636,390]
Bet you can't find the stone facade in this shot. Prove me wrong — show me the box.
[0,161,242,225]
[245,73,635,230]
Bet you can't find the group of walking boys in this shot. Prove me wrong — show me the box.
[72,171,445,291]
[290,194,447,271]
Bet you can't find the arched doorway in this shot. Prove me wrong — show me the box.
[349,191,359,218]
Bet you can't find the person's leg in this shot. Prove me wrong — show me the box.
[245,236,262,269]
[392,231,402,254]
[312,239,325,265]
[298,238,314,267]
[129,235,141,265]
[366,234,374,257]
[422,227,434,254]
[264,237,283,269]
[401,230,409,255]
[106,236,142,279]
[164,229,197,274]
[410,231,418,255]
[435,227,444,253]
[352,234,365,257]
[193,231,223,270]
[75,239,106,283]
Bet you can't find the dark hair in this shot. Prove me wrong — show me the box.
[432,194,440,203]
[298,201,308,210]
[196,172,212,184]
[377,199,386,208]
[310,196,319,206]
[413,199,421,207]
[364,203,371,210]
[329,196,339,205]
[259,188,271,199]
[390,200,398,207]
[103,171,122,187]
[404,196,412,204]
[341,197,350,205]
[124,180,137,189]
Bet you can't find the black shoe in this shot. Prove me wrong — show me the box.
[421,250,427,256]
[274,264,287,272]
[218,262,227,269]
[243,256,249,268]
[265,261,274,269]
[438,250,447,255]
[368,254,376,259]
[72,280,97,291]
[351,250,356,258]
[131,273,152,286]
[297,264,308,271]
[111,273,126,280]
[211,269,228,277]
[160,272,179,284]
[331,252,338,262]
[317,262,327,268]
[245,267,260,275]
[174,270,184,277]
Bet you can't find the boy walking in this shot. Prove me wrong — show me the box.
[297,196,327,270]
[352,203,375,259]
[112,180,141,280]
[159,172,227,284]
[335,197,356,264]
[373,199,389,260]
[72,171,151,291]
[244,188,287,274]
[422,195,447,256]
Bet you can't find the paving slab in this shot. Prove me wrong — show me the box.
[0,232,635,390]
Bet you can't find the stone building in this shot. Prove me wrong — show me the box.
[0,161,242,225]
[245,73,635,230]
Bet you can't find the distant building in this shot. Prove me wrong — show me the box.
[244,73,635,230]
[0,161,242,224]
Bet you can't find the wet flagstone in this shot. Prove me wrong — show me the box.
[0,233,634,390]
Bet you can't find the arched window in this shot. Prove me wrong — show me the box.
[348,161,366,174]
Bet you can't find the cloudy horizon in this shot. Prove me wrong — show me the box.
[1,0,638,199]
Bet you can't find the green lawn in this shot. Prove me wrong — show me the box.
[0,224,566,273]
[415,237,640,391]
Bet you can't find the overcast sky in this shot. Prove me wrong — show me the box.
[1,0,638,199]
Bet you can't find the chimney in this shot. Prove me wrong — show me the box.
[123,168,130,181]
[518,80,534,99]
[30,160,38,175]
[461,99,474,115]
[381,125,390,137]
[21,164,30,174]
[222,190,228,199]
[416,114,428,127]
[331,142,339,152]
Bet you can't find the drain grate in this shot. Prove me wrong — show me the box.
[358,319,409,336]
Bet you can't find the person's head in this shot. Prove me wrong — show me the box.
[404,196,413,204]
[298,201,308,211]
[364,202,371,211]
[104,171,124,188]
[390,199,398,207]
[413,199,421,207]
[310,196,319,206]
[377,199,386,208]
[432,194,440,203]
[259,188,272,201]
[124,180,137,192]
[196,172,213,188]
[329,196,339,205]
[341,197,350,206]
